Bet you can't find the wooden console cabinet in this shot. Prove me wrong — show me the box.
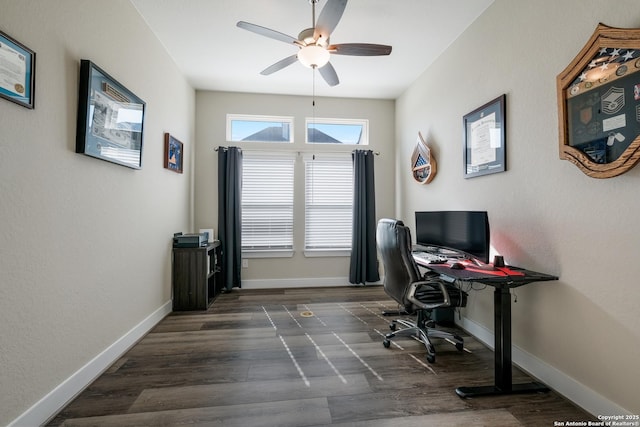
[172,241,221,311]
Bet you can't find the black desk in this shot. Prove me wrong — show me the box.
[414,258,558,398]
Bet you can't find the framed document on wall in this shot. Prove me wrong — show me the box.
[463,94,506,179]
[0,30,35,109]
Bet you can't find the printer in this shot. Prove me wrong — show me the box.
[173,232,208,248]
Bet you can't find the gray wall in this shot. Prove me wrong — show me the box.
[0,1,194,424]
[195,91,395,285]
[396,0,640,414]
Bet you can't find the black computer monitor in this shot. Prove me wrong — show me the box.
[414,211,490,263]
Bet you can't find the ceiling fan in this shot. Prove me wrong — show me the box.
[237,0,392,87]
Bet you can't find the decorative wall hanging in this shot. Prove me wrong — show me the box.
[76,59,146,169]
[411,131,437,184]
[164,133,184,173]
[557,24,640,178]
[0,30,35,109]
[463,94,506,178]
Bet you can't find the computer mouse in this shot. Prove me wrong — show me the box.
[450,262,465,270]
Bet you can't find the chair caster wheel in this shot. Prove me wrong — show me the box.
[454,336,464,351]
[383,339,391,348]
[389,322,397,331]
[426,344,436,363]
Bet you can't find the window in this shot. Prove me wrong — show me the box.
[306,117,368,145]
[304,154,354,255]
[242,152,295,255]
[227,114,294,143]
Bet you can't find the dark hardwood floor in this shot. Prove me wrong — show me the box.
[49,286,593,426]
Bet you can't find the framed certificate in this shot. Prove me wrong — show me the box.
[0,30,35,109]
[76,60,146,169]
[463,94,507,178]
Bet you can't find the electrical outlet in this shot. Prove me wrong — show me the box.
[242,259,248,268]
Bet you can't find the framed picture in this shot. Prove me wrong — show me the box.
[0,30,36,109]
[198,228,215,243]
[164,133,184,173]
[557,24,640,178]
[76,59,145,169]
[463,94,506,178]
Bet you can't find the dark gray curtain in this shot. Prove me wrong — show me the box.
[217,146,242,290]
[349,150,380,285]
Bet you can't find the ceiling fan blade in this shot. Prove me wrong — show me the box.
[318,62,339,86]
[313,0,347,41]
[260,54,299,75]
[237,21,299,45]
[328,43,392,56]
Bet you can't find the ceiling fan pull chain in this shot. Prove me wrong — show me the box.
[312,68,317,161]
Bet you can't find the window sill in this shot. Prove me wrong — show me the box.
[242,250,294,259]
[304,250,351,258]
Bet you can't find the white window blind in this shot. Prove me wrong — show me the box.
[304,154,353,252]
[242,152,295,251]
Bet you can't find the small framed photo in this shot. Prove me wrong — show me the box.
[463,94,506,178]
[0,30,36,109]
[76,59,146,169]
[164,133,184,173]
[199,228,215,243]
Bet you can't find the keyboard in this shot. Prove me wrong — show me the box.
[412,251,448,264]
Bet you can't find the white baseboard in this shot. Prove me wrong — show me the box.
[241,276,383,289]
[9,301,172,427]
[456,316,630,417]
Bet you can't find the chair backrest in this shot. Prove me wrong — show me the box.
[376,218,423,311]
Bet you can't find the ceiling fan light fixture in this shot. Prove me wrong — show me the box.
[298,45,330,68]
[238,0,391,86]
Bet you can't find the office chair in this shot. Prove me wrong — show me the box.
[377,218,467,363]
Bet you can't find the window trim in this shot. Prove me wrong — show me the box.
[303,249,351,258]
[243,249,295,259]
[305,117,369,145]
[227,114,294,143]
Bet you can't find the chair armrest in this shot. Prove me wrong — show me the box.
[406,279,452,310]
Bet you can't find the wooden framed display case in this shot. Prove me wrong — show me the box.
[557,24,640,178]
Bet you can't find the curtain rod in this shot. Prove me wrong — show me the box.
[214,147,379,155]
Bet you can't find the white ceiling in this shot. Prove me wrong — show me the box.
[130,0,493,99]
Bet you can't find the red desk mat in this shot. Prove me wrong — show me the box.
[421,262,526,281]
[463,265,525,276]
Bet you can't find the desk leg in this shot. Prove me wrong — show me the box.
[495,286,511,391]
[455,287,549,398]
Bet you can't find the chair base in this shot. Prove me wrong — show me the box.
[383,310,463,363]
[382,309,409,316]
